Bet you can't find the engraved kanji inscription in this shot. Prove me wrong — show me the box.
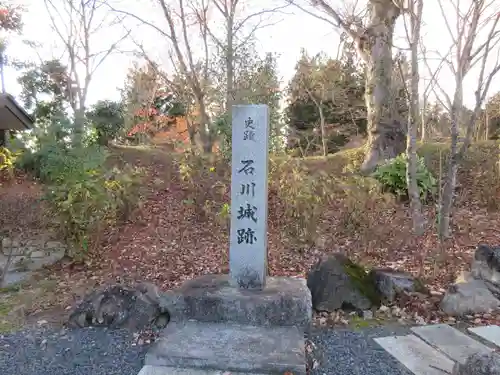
[238,159,255,175]
[240,182,256,197]
[237,203,258,223]
[237,228,257,244]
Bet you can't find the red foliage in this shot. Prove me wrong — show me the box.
[127,115,177,137]
[127,105,159,137]
[0,5,23,32]
[127,122,153,137]
[128,90,178,137]
[135,107,158,118]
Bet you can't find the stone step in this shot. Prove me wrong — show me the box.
[468,325,500,346]
[145,320,306,375]
[138,365,267,375]
[374,334,456,375]
[411,324,493,364]
[374,324,500,375]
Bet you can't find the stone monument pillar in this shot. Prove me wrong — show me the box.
[143,105,312,375]
[229,104,269,290]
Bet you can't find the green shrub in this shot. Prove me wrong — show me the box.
[45,161,143,258]
[16,120,143,259]
[372,153,437,201]
[0,147,18,180]
[15,119,75,180]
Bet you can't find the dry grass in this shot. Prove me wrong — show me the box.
[1,140,500,328]
[0,276,60,332]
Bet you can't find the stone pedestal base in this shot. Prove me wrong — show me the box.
[146,274,312,374]
[159,274,311,328]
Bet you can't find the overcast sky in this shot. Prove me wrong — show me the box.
[6,0,500,108]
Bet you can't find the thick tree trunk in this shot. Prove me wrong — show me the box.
[360,0,405,173]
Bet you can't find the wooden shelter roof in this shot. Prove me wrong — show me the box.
[0,94,34,131]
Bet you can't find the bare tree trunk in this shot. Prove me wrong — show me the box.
[439,156,458,238]
[110,0,214,153]
[435,0,500,238]
[175,0,213,153]
[421,97,426,141]
[405,0,425,236]
[485,110,490,140]
[207,0,286,145]
[44,0,129,145]
[439,86,481,238]
[188,126,196,146]
[438,78,468,238]
[185,103,197,147]
[198,101,213,153]
[0,51,5,94]
[0,45,5,147]
[304,84,327,157]
[360,1,405,173]
[73,107,86,143]
[319,105,327,157]
[225,9,235,122]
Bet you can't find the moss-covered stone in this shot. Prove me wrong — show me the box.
[307,254,375,311]
[412,277,428,294]
[342,259,382,306]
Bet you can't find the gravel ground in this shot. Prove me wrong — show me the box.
[0,327,149,375]
[0,325,415,375]
[307,325,415,375]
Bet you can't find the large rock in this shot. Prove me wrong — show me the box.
[452,352,500,375]
[472,244,500,288]
[369,268,426,302]
[306,253,380,312]
[68,283,169,331]
[440,279,500,316]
